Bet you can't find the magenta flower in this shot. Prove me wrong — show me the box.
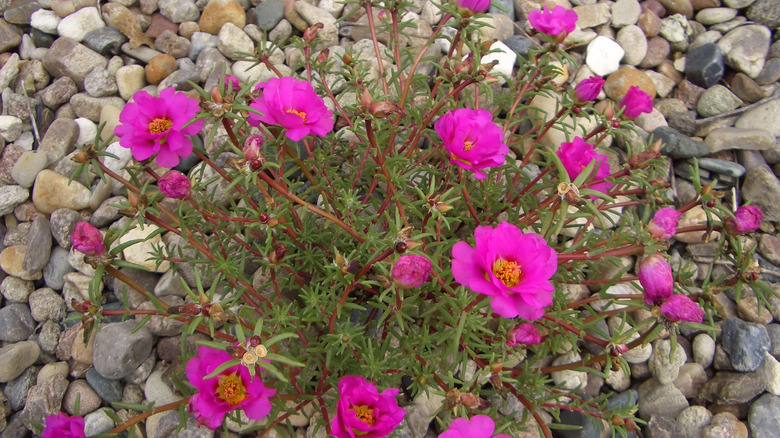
[618,86,653,119]
[221,73,241,90]
[660,295,704,323]
[42,412,85,438]
[638,254,673,306]
[331,376,406,438]
[439,415,512,438]
[457,0,491,14]
[71,222,105,256]
[434,108,509,180]
[557,137,612,195]
[392,254,433,289]
[506,323,542,347]
[528,6,578,36]
[248,77,334,142]
[186,346,276,430]
[573,76,605,104]
[648,208,683,239]
[158,170,191,199]
[452,222,557,320]
[724,205,763,235]
[114,88,203,168]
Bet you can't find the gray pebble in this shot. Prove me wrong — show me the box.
[0,303,36,342]
[5,366,37,411]
[85,368,123,404]
[0,276,32,302]
[92,320,154,379]
[43,246,74,290]
[0,341,39,382]
[28,287,64,322]
[749,393,780,438]
[23,216,52,273]
[83,27,128,56]
[722,317,770,372]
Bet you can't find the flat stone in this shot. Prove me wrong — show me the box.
[743,164,780,222]
[32,169,91,214]
[0,341,40,382]
[23,216,52,272]
[19,374,69,430]
[755,58,780,86]
[0,303,35,342]
[56,7,104,42]
[659,0,694,18]
[654,126,709,158]
[705,128,775,153]
[722,317,770,372]
[92,320,154,380]
[696,84,742,118]
[695,158,745,178]
[612,0,642,27]
[699,372,765,404]
[717,25,771,78]
[746,0,780,28]
[696,7,738,25]
[85,367,123,403]
[0,185,29,215]
[0,18,20,52]
[11,151,47,188]
[573,3,612,28]
[0,245,42,280]
[735,100,780,137]
[42,37,107,89]
[255,0,284,31]
[731,73,765,103]
[748,393,780,438]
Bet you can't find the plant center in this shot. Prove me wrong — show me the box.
[463,140,475,151]
[286,109,307,122]
[351,404,376,427]
[148,117,172,134]
[216,372,248,407]
[492,259,522,287]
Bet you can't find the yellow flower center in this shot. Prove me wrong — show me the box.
[148,117,172,134]
[216,372,248,407]
[492,259,523,287]
[463,140,475,151]
[286,109,307,122]
[351,404,376,427]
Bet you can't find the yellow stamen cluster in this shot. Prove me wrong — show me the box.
[148,117,172,134]
[216,372,248,407]
[286,109,307,122]
[492,259,523,287]
[351,404,376,426]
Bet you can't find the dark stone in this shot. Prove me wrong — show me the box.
[748,393,780,438]
[555,409,605,438]
[755,58,780,86]
[83,27,128,56]
[698,372,765,404]
[721,317,770,372]
[254,0,284,31]
[0,18,20,55]
[767,323,780,359]
[85,368,123,404]
[685,43,724,88]
[0,304,36,342]
[4,366,37,411]
[504,35,536,60]
[747,0,780,29]
[29,28,53,48]
[731,73,765,104]
[666,110,696,136]
[489,0,514,19]
[3,1,40,25]
[22,216,52,272]
[92,320,154,379]
[653,126,709,158]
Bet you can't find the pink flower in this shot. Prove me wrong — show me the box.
[158,170,191,199]
[221,73,241,90]
[528,6,578,36]
[71,222,105,256]
[724,205,763,235]
[573,76,604,104]
[457,0,491,14]
[638,254,673,306]
[452,222,557,320]
[115,88,204,168]
[506,323,542,347]
[439,415,512,438]
[618,86,653,119]
[248,77,334,141]
[648,208,683,239]
[434,108,509,180]
[186,346,276,430]
[660,295,704,323]
[392,254,433,289]
[244,134,264,162]
[331,376,406,438]
[42,412,85,438]
[557,137,612,195]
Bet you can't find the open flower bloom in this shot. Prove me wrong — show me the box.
[439,415,511,438]
[528,6,578,36]
[158,170,191,199]
[331,376,406,438]
[457,0,491,14]
[506,323,542,347]
[392,254,433,289]
[452,222,557,320]
[115,88,204,168]
[573,76,604,104]
[660,294,704,323]
[248,77,334,141]
[724,205,763,235]
[186,346,276,430]
[434,108,509,180]
[42,412,86,438]
[638,254,674,306]
[648,208,683,239]
[71,222,105,256]
[557,137,612,195]
[618,86,653,119]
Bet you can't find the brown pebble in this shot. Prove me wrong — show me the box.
[658,0,694,18]
[639,36,670,68]
[657,60,683,84]
[641,0,667,17]
[755,58,780,85]
[690,0,719,11]
[178,21,200,39]
[146,12,178,39]
[145,53,177,85]
[730,73,765,103]
[199,0,247,35]
[676,79,706,109]
[638,10,662,37]
[605,68,658,99]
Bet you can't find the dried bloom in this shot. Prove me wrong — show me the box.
[243,134,264,163]
[392,254,433,289]
[439,415,512,438]
[220,73,241,90]
[506,323,542,347]
[573,76,605,104]
[331,376,406,438]
[186,346,276,430]
[660,294,704,323]
[452,222,557,320]
[557,137,612,195]
[528,6,578,36]
[71,222,105,256]
[434,108,509,180]
[457,0,491,14]
[618,86,653,119]
[724,205,763,235]
[115,88,204,168]
[158,170,191,199]
[42,412,86,438]
[248,77,334,141]
[648,208,683,239]
[638,254,674,306]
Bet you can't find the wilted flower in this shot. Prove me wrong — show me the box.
[158,170,191,199]
[506,323,542,347]
[724,205,763,235]
[186,346,276,429]
[452,222,557,320]
[618,86,653,119]
[439,415,512,438]
[457,0,491,14]
[243,134,264,162]
[648,208,682,239]
[660,294,704,323]
[248,77,334,141]
[42,412,85,438]
[528,6,578,36]
[638,253,674,306]
[434,108,509,180]
[392,254,433,289]
[331,376,406,438]
[557,137,612,195]
[115,88,204,168]
[573,76,605,104]
[71,222,105,257]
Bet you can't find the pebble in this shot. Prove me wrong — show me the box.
[717,25,771,78]
[42,37,107,89]
[604,68,656,100]
[696,7,738,25]
[685,43,724,89]
[29,287,64,322]
[677,406,713,437]
[0,18,20,53]
[574,3,612,28]
[722,317,770,372]
[0,341,40,382]
[0,245,42,280]
[638,381,689,420]
[654,126,709,158]
[746,0,780,28]
[705,128,775,153]
[0,115,22,142]
[84,409,115,436]
[758,353,780,395]
[586,36,625,76]
[0,276,33,303]
[696,84,742,118]
[615,25,648,66]
[32,169,91,214]
[551,352,588,391]
[200,0,246,35]
[62,379,101,415]
[255,0,285,31]
[703,412,748,438]
[612,0,642,27]
[699,371,765,404]
[748,393,780,437]
[92,320,154,380]
[85,367,123,403]
[145,53,177,85]
[158,0,200,23]
[743,165,780,222]
[30,9,61,34]
[115,64,146,100]
[735,100,780,137]
[56,7,104,42]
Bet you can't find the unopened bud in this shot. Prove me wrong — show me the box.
[435,203,453,213]
[71,222,105,257]
[594,100,613,120]
[210,86,223,104]
[638,253,674,306]
[158,171,191,199]
[369,101,405,118]
[243,135,264,162]
[317,48,330,63]
[455,53,474,75]
[360,88,373,108]
[460,393,481,409]
[392,254,433,289]
[303,23,324,44]
[71,300,90,313]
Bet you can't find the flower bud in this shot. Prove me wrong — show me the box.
[317,48,330,63]
[724,205,763,235]
[368,101,405,118]
[243,135,264,162]
[573,76,604,104]
[71,222,105,256]
[594,100,613,120]
[391,254,432,289]
[210,86,223,104]
[660,294,704,323]
[618,86,653,119]
[638,253,674,306]
[506,323,542,347]
[303,23,324,44]
[648,208,682,239]
[158,171,191,199]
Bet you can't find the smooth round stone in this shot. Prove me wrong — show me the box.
[200,0,246,34]
[616,25,648,66]
[84,409,115,436]
[693,334,716,368]
[703,412,748,438]
[63,379,102,415]
[32,170,91,214]
[696,7,737,24]
[144,369,181,406]
[612,0,642,27]
[586,36,625,76]
[731,73,766,104]
[696,84,742,118]
[217,22,254,60]
[145,53,177,85]
[30,9,61,34]
[0,341,40,382]
[115,64,146,101]
[158,0,200,23]
[718,25,771,78]
[649,339,687,384]
[749,394,780,437]
[659,0,694,18]
[551,352,588,391]
[11,151,48,188]
[56,7,105,42]
[743,165,780,222]
[755,58,780,86]
[604,68,657,99]
[724,0,756,7]
[254,0,284,31]
[736,100,780,137]
[0,246,42,281]
[573,3,611,28]
[92,321,154,380]
[677,406,713,438]
[0,304,36,342]
[638,9,662,37]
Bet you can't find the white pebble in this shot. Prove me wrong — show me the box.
[30,9,60,34]
[74,118,97,146]
[586,36,625,76]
